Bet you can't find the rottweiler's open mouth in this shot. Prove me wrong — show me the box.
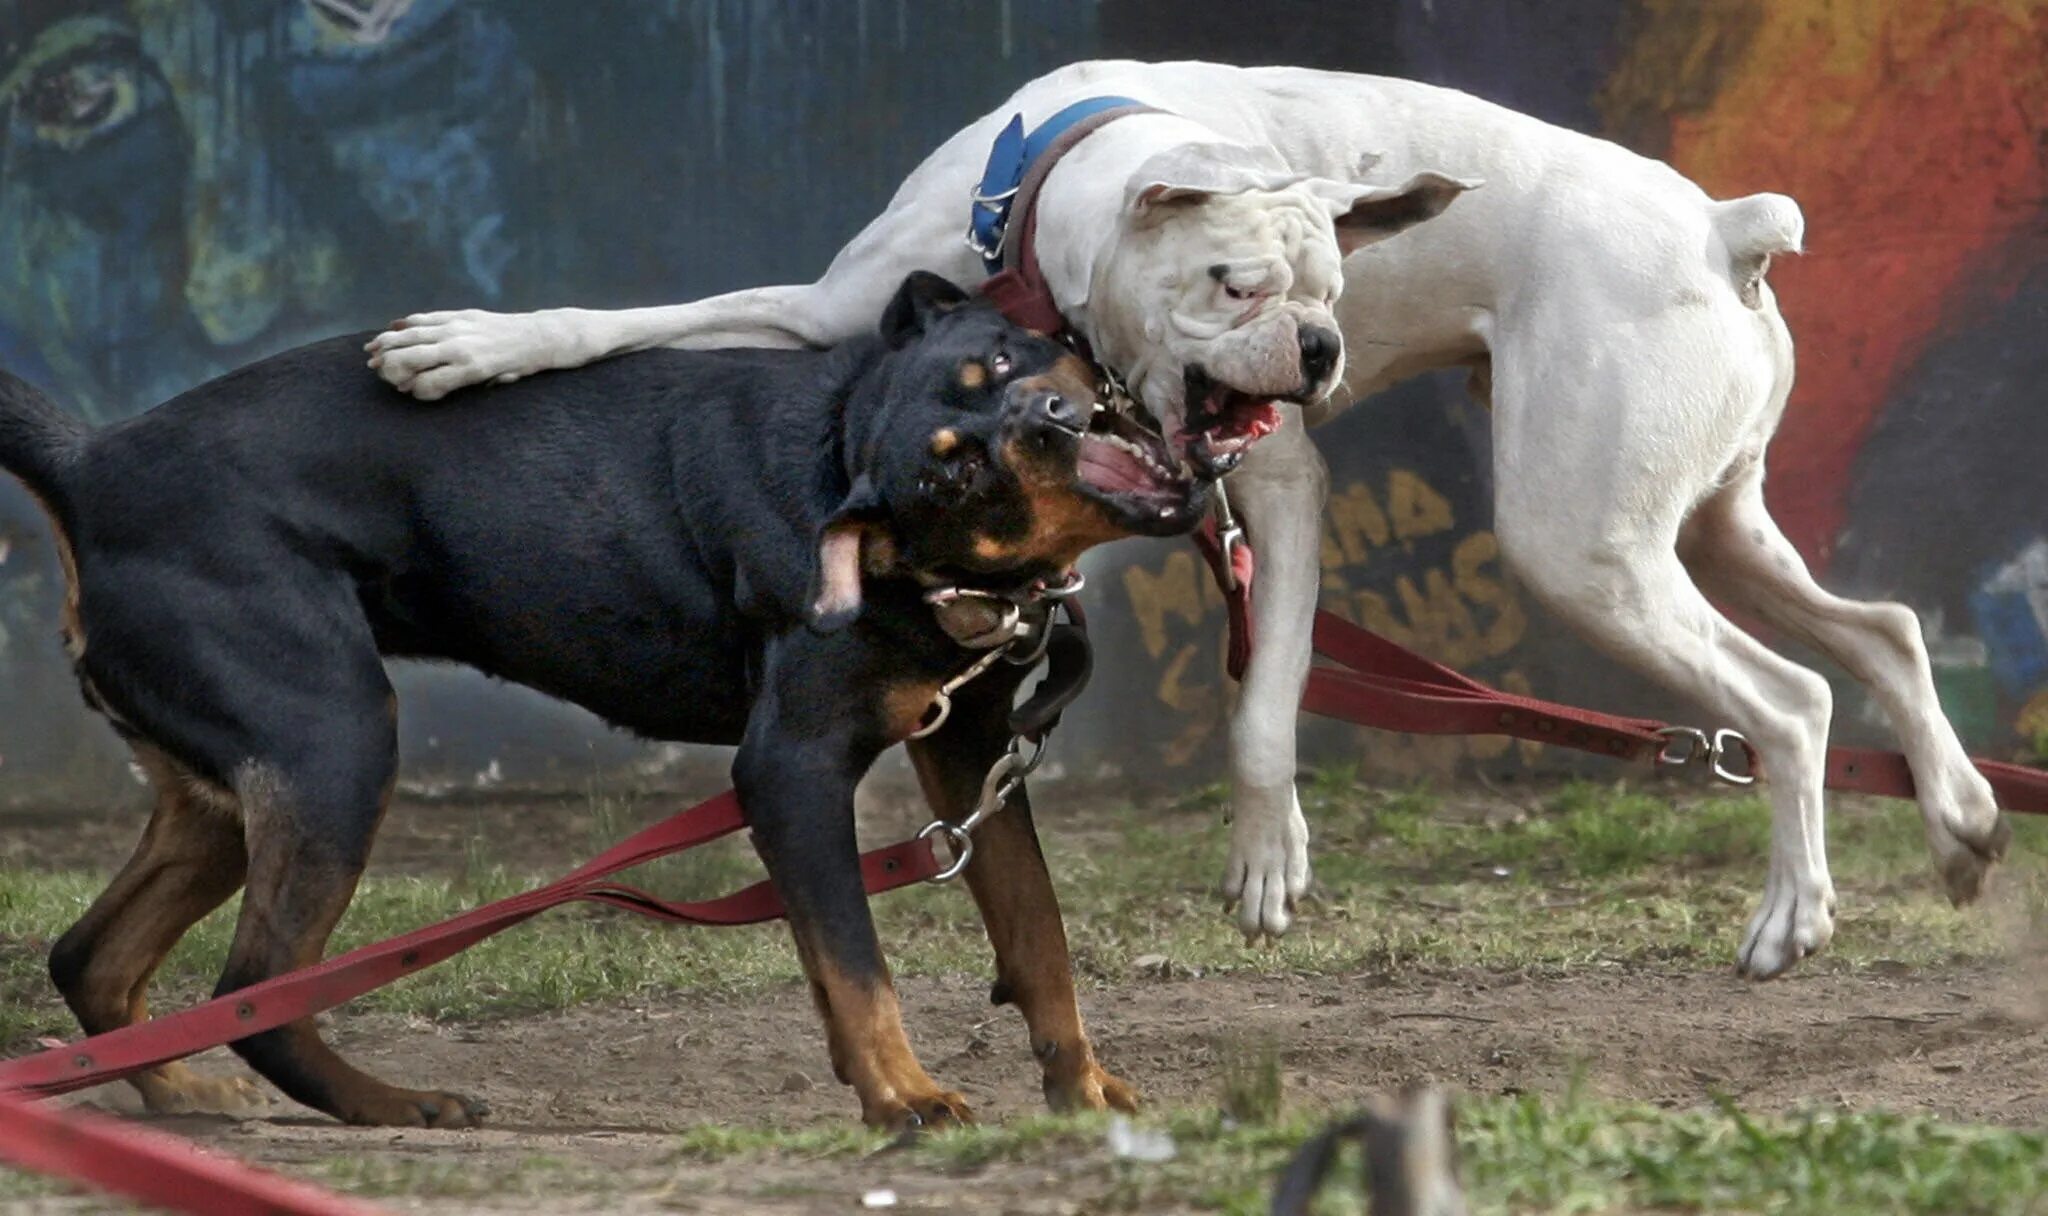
[1177,366,1285,477]
[1071,399,1200,526]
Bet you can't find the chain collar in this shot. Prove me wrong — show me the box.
[909,571,1085,740]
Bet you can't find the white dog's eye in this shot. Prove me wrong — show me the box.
[1223,284,1253,302]
[990,353,1013,376]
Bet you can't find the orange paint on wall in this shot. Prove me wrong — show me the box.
[1617,2,2048,564]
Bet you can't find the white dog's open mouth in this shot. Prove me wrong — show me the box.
[1176,366,1285,476]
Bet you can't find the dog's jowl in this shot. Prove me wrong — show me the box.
[0,271,1203,1130]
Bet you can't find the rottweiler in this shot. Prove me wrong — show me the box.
[0,271,1207,1130]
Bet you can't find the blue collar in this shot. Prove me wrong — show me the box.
[966,96,1149,274]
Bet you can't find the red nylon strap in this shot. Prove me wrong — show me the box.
[1191,532,2048,812]
[1303,613,1667,759]
[0,790,942,1099]
[980,104,1158,335]
[1193,513,1257,682]
[0,1088,390,1216]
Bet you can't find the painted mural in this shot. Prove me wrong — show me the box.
[2,0,2043,794]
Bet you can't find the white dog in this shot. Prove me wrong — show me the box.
[365,60,2009,979]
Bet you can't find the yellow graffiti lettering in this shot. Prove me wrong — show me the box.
[1122,550,1206,659]
[1387,469,1454,541]
[1156,643,1222,768]
[1450,530,1526,658]
[1395,568,1483,667]
[1349,589,1414,651]
[1325,480,1393,567]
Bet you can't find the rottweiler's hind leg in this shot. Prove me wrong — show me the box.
[48,747,263,1116]
[214,704,488,1128]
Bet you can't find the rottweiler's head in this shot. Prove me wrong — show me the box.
[810,272,1208,630]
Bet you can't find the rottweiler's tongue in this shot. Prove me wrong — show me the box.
[1078,435,1164,494]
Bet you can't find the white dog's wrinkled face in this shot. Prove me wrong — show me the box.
[1089,143,1474,475]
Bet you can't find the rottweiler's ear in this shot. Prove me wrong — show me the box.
[880,271,971,347]
[806,475,889,633]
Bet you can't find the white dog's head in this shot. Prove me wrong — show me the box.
[1088,143,1473,474]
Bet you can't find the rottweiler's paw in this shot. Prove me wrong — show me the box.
[1045,1060,1140,1114]
[867,1089,973,1132]
[342,1088,489,1128]
[137,1065,269,1117]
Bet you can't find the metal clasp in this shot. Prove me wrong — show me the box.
[1655,725,1758,787]
[964,183,1020,261]
[907,647,1008,741]
[1211,480,1246,593]
[918,735,1048,883]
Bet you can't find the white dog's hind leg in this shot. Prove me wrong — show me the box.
[1219,413,1327,941]
[1504,516,1839,979]
[1681,467,2013,901]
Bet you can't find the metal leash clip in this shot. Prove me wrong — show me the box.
[1211,480,1247,593]
[926,585,1026,651]
[963,182,1020,260]
[907,647,1009,742]
[918,734,1049,883]
[1654,725,1758,787]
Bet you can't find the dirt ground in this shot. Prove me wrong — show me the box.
[9,791,2048,1213]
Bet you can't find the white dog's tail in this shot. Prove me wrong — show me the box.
[1708,192,1803,308]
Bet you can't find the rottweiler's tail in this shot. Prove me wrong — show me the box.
[0,366,88,512]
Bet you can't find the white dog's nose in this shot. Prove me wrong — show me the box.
[1299,326,1341,388]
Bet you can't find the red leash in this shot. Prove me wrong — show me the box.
[0,1088,389,1216]
[1193,516,2048,812]
[0,789,943,1215]
[0,790,939,1098]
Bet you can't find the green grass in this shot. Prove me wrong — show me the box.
[653,1095,2048,1216]
[2,779,2044,1213]
[1,776,2042,1047]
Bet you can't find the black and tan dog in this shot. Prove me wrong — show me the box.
[0,272,1206,1130]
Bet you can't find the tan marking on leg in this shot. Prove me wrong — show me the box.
[883,680,944,741]
[225,762,485,1127]
[908,741,1136,1114]
[51,748,260,1115]
[786,926,967,1129]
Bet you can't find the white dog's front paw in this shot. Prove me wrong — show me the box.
[363,309,562,401]
[1918,765,2012,906]
[1736,874,1836,980]
[1221,790,1311,942]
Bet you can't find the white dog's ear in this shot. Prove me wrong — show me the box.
[1306,171,1481,254]
[1124,142,1298,218]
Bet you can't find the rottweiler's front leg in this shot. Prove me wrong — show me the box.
[735,661,967,1130]
[908,689,1138,1114]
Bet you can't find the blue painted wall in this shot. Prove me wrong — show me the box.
[5,1,2043,798]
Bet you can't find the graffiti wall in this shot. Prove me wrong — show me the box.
[1,0,2042,797]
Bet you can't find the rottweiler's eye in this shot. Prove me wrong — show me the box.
[989,352,1013,377]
